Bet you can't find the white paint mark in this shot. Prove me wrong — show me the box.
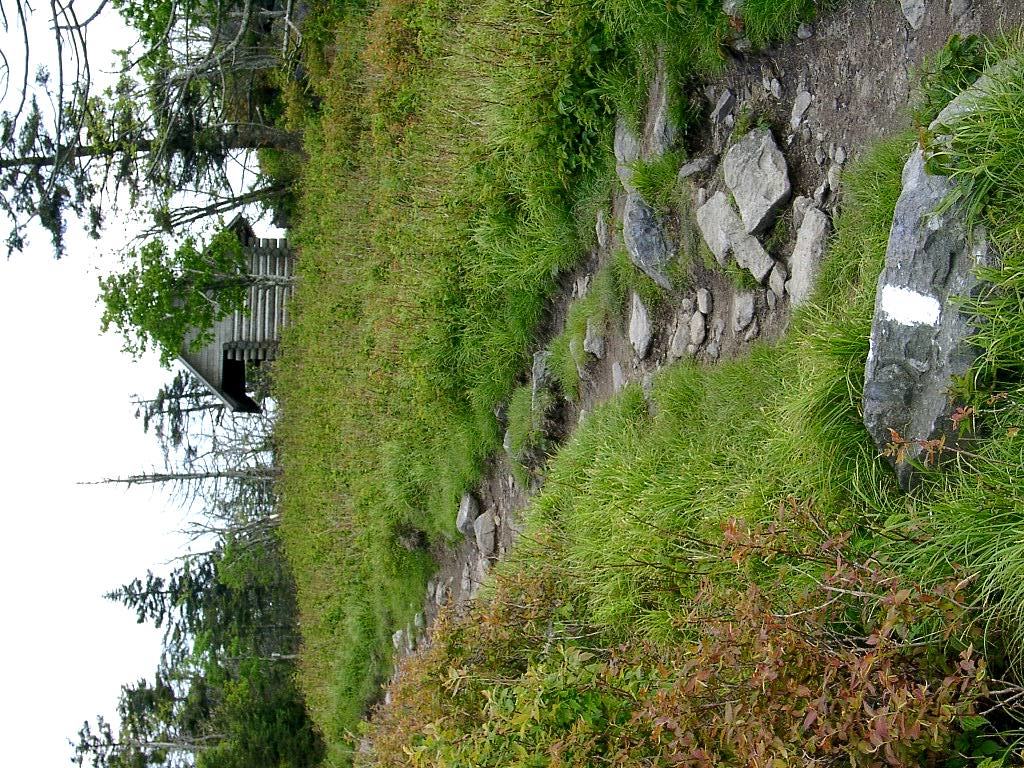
[881,285,942,326]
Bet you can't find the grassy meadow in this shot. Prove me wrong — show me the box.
[273,0,1024,764]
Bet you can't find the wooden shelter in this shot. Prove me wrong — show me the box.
[179,216,295,412]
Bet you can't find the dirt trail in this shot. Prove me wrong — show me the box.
[388,0,1024,673]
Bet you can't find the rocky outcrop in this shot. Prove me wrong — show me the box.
[723,127,791,235]
[623,193,672,289]
[862,148,988,487]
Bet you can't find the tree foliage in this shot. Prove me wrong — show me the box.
[99,228,248,365]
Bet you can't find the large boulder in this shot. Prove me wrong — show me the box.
[623,192,672,289]
[723,127,791,235]
[696,192,776,284]
[862,148,989,488]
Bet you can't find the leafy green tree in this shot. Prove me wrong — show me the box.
[98,229,251,365]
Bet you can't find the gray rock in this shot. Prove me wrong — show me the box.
[473,510,497,557]
[612,361,627,393]
[584,317,605,359]
[827,163,842,198]
[623,193,672,289]
[629,292,653,359]
[814,144,827,166]
[899,0,927,30]
[790,90,812,132]
[787,206,830,306]
[668,316,690,362]
[615,115,640,191]
[744,318,760,342]
[678,155,715,180]
[770,78,783,100]
[863,148,990,488]
[767,289,777,311]
[705,341,721,361]
[460,562,472,593]
[696,192,775,284]
[723,0,744,15]
[414,612,425,630]
[596,209,609,249]
[531,350,551,411]
[695,187,708,208]
[834,145,848,166]
[797,22,813,40]
[435,581,449,607]
[644,55,678,156]
[723,128,791,235]
[392,629,405,650]
[697,288,713,315]
[711,89,736,124]
[689,311,707,346]
[574,274,590,299]
[793,195,814,231]
[769,262,788,298]
[733,293,756,332]
[949,0,971,19]
[681,297,695,315]
[456,493,479,535]
[814,177,830,207]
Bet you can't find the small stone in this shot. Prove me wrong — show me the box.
[814,178,830,207]
[474,510,497,557]
[797,22,813,40]
[949,0,971,19]
[814,144,827,166]
[733,293,756,332]
[705,342,721,361]
[790,91,812,132]
[435,582,448,607]
[612,361,627,392]
[711,89,736,124]
[744,318,761,342]
[827,163,842,197]
[769,262,788,298]
[834,145,847,166]
[689,311,707,346]
[788,205,831,306]
[456,493,479,535]
[615,115,640,190]
[678,155,715,179]
[724,114,735,129]
[596,209,609,249]
[681,297,695,315]
[770,78,783,99]
[793,195,814,231]
[629,292,653,359]
[668,317,690,362]
[584,317,605,359]
[697,288,713,315]
[623,192,672,289]
[899,0,927,30]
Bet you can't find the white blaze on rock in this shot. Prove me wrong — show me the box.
[880,285,942,327]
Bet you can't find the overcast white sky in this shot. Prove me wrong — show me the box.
[0,6,250,765]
